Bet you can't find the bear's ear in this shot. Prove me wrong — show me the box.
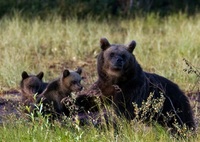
[22,71,29,80]
[37,72,44,80]
[76,67,82,75]
[63,69,70,78]
[127,40,136,53]
[100,38,110,51]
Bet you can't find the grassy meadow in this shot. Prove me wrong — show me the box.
[0,13,199,141]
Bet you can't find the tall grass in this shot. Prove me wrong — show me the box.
[0,113,198,142]
[0,13,199,90]
[0,13,199,141]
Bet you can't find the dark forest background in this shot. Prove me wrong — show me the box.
[0,0,200,19]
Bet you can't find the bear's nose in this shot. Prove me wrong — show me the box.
[79,86,83,91]
[77,85,83,91]
[32,88,38,94]
[117,58,123,65]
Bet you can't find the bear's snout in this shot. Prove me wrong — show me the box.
[116,58,123,66]
[78,86,83,91]
[31,87,39,95]
[111,57,124,70]
[74,84,83,92]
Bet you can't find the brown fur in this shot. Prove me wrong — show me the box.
[95,38,195,131]
[37,68,83,117]
[20,71,48,106]
[74,93,100,126]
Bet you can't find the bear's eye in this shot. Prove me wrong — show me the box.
[29,85,38,89]
[110,53,115,58]
[71,81,77,85]
[28,85,34,88]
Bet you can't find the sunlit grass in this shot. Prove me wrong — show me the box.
[0,13,199,90]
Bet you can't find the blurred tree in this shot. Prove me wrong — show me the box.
[0,0,199,19]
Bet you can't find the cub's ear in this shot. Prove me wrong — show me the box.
[22,71,29,80]
[76,67,82,75]
[100,38,110,51]
[63,69,70,78]
[37,72,44,80]
[127,40,136,53]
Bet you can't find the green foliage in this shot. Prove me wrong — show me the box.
[0,0,118,19]
[0,0,200,19]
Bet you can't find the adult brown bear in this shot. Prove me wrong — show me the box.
[95,38,195,131]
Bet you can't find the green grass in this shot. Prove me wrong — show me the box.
[0,114,198,142]
[0,12,199,141]
[0,13,199,90]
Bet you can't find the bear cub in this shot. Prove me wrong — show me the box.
[20,71,48,106]
[95,38,195,132]
[37,68,83,117]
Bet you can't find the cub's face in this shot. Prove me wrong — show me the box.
[21,71,44,95]
[100,38,136,77]
[62,68,83,92]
